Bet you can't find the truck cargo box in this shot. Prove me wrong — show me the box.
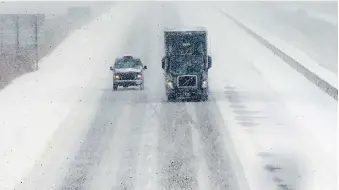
[164,30,207,56]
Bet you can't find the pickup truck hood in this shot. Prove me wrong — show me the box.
[114,68,142,73]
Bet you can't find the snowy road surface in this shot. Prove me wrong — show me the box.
[0,2,337,190]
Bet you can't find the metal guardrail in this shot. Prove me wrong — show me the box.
[220,10,338,101]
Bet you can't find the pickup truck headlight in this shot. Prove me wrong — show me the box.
[167,81,174,89]
[114,74,120,79]
[202,80,208,88]
[137,73,143,78]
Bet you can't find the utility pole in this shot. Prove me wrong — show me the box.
[15,14,19,67]
[0,15,3,55]
[16,15,19,55]
[35,14,38,70]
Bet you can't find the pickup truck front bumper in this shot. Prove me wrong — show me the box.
[114,79,143,86]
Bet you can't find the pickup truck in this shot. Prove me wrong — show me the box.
[110,55,147,91]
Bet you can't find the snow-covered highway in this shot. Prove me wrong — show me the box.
[0,2,337,190]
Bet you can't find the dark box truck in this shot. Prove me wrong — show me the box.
[161,28,212,101]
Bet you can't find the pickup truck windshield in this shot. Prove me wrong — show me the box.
[170,56,204,75]
[115,61,142,69]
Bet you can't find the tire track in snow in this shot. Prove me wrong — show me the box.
[157,102,198,190]
[60,97,127,190]
[194,101,241,190]
[112,98,149,190]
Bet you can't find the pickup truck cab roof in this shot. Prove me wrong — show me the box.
[115,56,141,64]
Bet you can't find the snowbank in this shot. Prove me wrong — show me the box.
[0,3,142,189]
[216,2,338,100]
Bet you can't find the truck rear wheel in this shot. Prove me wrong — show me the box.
[200,94,208,101]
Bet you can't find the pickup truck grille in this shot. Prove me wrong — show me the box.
[118,73,136,80]
[178,75,197,87]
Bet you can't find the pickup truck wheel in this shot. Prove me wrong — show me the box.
[140,83,144,90]
[113,85,118,91]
